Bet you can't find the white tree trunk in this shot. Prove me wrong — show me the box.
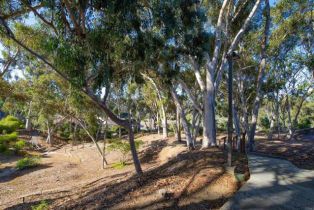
[202,53,216,148]
[248,0,270,151]
[25,101,32,131]
[171,88,193,149]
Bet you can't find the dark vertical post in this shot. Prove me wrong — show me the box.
[227,55,233,167]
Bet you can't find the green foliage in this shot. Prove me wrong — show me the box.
[16,156,40,170]
[107,140,143,164]
[31,200,49,210]
[260,116,271,130]
[0,143,7,152]
[112,162,127,169]
[0,116,22,133]
[216,116,227,132]
[14,139,26,151]
[0,132,18,144]
[297,118,312,129]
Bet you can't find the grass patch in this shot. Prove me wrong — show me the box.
[16,156,41,170]
[31,200,48,210]
[112,162,127,169]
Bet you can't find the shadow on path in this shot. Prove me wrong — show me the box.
[221,155,314,210]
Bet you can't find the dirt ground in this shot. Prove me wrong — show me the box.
[0,133,248,210]
[255,131,314,170]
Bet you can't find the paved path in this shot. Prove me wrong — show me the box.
[221,155,314,210]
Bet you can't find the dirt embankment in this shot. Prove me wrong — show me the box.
[1,134,248,210]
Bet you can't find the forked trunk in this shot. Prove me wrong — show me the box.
[171,88,193,149]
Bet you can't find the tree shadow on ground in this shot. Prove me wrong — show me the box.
[0,164,52,183]
[4,147,230,210]
[222,155,314,210]
[139,139,168,164]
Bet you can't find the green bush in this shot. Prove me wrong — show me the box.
[0,132,18,144]
[31,200,48,210]
[16,156,40,170]
[109,125,127,135]
[14,139,26,151]
[260,116,270,130]
[0,116,22,133]
[107,140,143,164]
[0,143,7,152]
[297,118,311,129]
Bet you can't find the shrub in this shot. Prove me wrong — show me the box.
[0,116,22,133]
[260,116,270,130]
[16,156,40,170]
[107,140,143,164]
[112,162,126,169]
[14,139,26,151]
[31,200,48,210]
[0,132,18,144]
[0,143,7,152]
[297,118,311,129]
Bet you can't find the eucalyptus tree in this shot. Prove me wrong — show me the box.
[0,0,147,174]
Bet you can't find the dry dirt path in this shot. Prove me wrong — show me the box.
[221,154,314,210]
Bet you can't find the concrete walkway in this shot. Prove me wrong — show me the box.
[221,155,314,210]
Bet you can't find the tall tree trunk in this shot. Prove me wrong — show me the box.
[171,88,193,149]
[248,0,270,151]
[156,111,160,135]
[203,54,216,148]
[142,73,168,139]
[0,13,143,175]
[227,56,233,167]
[161,107,168,139]
[233,103,241,150]
[286,96,293,138]
[128,126,142,174]
[25,101,32,131]
[175,105,182,142]
[46,121,52,144]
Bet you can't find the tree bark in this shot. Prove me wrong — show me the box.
[227,56,233,167]
[141,73,168,138]
[25,101,32,131]
[171,87,193,149]
[0,15,144,175]
[202,53,216,147]
[175,105,182,142]
[248,0,270,151]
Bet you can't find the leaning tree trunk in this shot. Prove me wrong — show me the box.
[0,14,142,175]
[248,0,270,151]
[46,121,53,145]
[25,101,32,131]
[175,105,182,142]
[171,88,193,149]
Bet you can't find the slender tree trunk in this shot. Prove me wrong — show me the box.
[46,121,53,145]
[175,105,182,142]
[156,111,160,135]
[233,103,241,150]
[103,118,108,168]
[128,127,142,174]
[25,101,32,131]
[227,56,233,167]
[171,88,193,149]
[161,107,168,139]
[248,0,270,151]
[286,95,293,138]
[0,17,145,174]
